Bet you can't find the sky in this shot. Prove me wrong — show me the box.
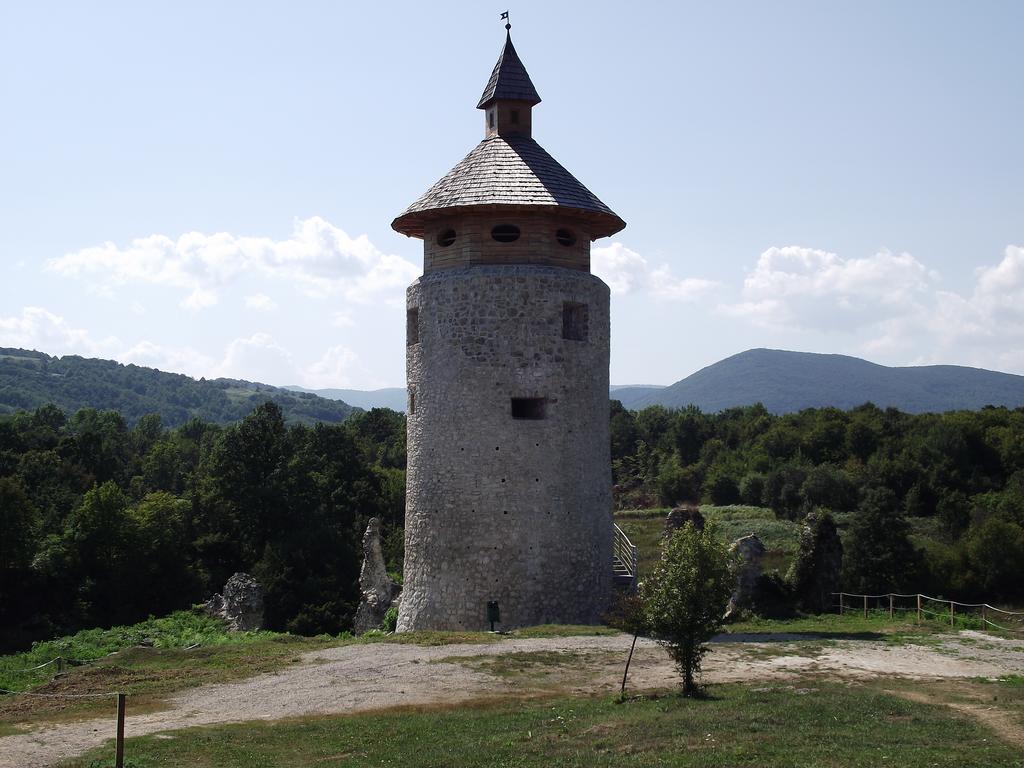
[1,1,1022,389]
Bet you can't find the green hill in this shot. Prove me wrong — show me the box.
[0,348,356,425]
[631,348,1024,414]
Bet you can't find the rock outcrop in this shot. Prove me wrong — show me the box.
[788,511,844,614]
[726,534,765,618]
[353,517,402,633]
[204,572,265,632]
[664,504,705,537]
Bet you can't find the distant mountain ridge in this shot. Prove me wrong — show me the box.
[284,386,408,412]
[0,348,356,426]
[629,349,1024,414]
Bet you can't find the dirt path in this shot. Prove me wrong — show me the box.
[3,630,1023,768]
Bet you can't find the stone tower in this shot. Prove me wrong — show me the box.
[391,28,626,631]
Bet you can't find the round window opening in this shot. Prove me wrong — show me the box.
[555,228,577,247]
[491,224,521,243]
[436,229,456,247]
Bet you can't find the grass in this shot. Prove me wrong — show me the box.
[61,681,1024,767]
[615,505,802,577]
[0,611,285,694]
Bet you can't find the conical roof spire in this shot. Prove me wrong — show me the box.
[477,32,541,109]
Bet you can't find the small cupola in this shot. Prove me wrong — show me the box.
[477,30,541,139]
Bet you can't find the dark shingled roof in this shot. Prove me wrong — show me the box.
[391,135,626,239]
[477,33,541,109]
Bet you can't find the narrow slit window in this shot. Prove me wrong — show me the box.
[407,307,419,346]
[511,109,519,124]
[409,389,416,414]
[562,302,588,341]
[511,397,546,420]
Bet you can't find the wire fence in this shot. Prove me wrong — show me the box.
[832,592,1024,633]
[1,683,128,766]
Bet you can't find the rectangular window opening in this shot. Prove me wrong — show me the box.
[409,389,416,414]
[510,109,519,124]
[406,307,419,346]
[562,302,588,341]
[511,397,547,420]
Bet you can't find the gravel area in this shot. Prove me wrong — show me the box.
[3,630,1023,767]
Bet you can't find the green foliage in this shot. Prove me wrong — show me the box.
[0,347,355,426]
[0,401,407,652]
[611,401,1024,605]
[639,521,735,695]
[843,488,920,594]
[381,606,399,633]
[0,609,280,693]
[965,516,1024,598]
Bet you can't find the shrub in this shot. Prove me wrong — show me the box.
[640,521,735,695]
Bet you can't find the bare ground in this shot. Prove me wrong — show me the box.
[2,630,1023,767]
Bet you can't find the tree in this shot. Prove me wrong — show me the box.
[640,521,735,696]
[843,487,919,594]
[0,476,39,571]
[966,517,1024,598]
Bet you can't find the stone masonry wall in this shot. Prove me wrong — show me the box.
[398,264,612,631]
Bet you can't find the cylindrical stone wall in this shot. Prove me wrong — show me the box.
[398,264,612,631]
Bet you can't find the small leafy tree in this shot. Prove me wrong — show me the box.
[640,521,735,696]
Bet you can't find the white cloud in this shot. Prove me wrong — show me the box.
[0,305,385,387]
[592,243,648,294]
[244,293,278,312]
[0,307,119,357]
[304,345,360,389]
[723,246,937,331]
[649,266,719,302]
[181,287,218,311]
[592,242,718,301]
[212,333,294,384]
[331,311,355,328]
[715,243,1024,374]
[46,216,420,310]
[120,341,215,379]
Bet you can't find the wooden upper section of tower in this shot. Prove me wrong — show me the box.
[391,30,626,253]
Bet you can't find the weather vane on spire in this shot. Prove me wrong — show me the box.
[501,10,510,31]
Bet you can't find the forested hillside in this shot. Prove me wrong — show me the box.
[0,348,355,426]
[611,401,1024,601]
[0,403,404,652]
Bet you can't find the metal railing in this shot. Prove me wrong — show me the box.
[613,523,639,591]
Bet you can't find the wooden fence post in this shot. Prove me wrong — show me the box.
[982,605,987,627]
[115,693,126,768]
[889,595,894,619]
[950,601,955,627]
[917,594,922,623]
[839,593,844,615]
[863,594,868,619]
